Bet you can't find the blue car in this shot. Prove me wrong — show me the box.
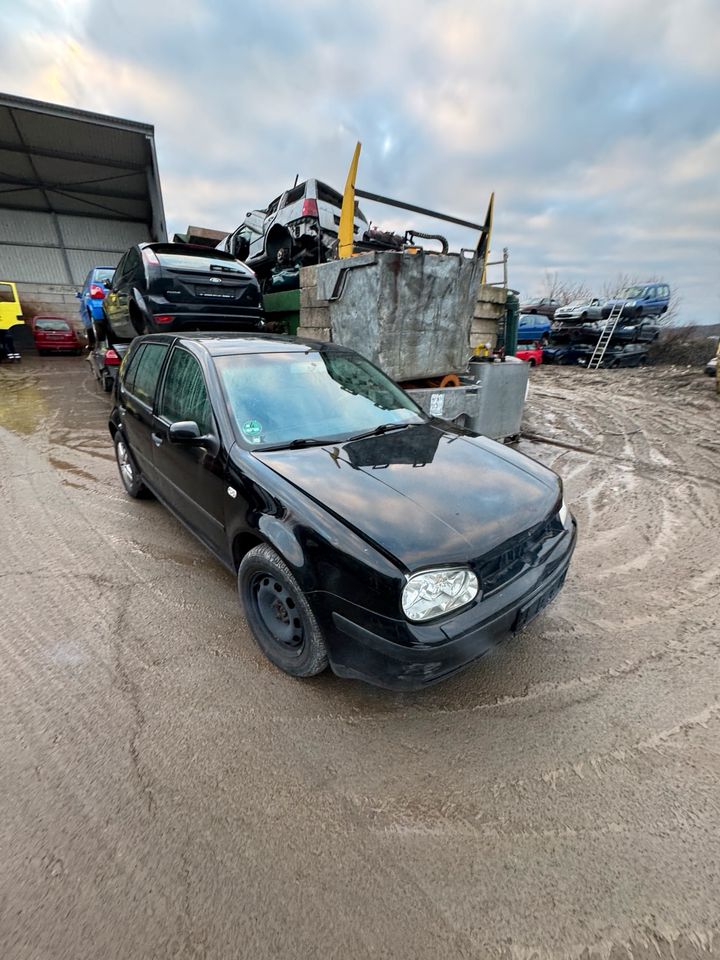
[77,266,115,337]
[603,282,670,319]
[518,314,551,344]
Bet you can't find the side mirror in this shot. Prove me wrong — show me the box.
[103,278,112,290]
[75,291,82,298]
[169,420,203,444]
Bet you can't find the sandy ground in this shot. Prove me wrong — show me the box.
[0,356,719,960]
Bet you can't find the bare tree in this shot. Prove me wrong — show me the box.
[540,271,593,307]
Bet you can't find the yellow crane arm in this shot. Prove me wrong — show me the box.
[338,141,361,259]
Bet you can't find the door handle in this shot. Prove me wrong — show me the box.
[151,432,163,447]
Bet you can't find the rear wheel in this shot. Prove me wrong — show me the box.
[238,544,328,678]
[114,434,151,498]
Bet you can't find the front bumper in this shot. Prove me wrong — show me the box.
[309,520,577,690]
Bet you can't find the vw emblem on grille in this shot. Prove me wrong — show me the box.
[209,277,222,284]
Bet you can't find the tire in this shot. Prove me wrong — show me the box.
[102,374,114,393]
[529,358,537,367]
[114,433,151,499]
[238,544,328,679]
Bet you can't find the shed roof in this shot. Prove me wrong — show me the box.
[0,92,165,236]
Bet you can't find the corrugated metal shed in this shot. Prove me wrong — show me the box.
[0,93,166,287]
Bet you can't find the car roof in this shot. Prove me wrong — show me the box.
[134,332,350,357]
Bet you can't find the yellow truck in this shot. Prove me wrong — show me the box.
[0,281,23,361]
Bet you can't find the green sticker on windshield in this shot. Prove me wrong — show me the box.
[242,419,262,438]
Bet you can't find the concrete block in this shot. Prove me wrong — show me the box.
[299,306,331,328]
[296,325,331,341]
[476,284,507,305]
[300,286,329,310]
[299,264,319,289]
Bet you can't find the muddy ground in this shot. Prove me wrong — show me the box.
[1,356,719,960]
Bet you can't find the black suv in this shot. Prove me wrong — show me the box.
[101,242,263,343]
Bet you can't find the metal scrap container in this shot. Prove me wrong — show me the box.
[315,251,481,381]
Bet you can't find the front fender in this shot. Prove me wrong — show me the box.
[225,452,405,617]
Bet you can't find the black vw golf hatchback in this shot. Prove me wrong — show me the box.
[101,243,263,343]
[109,333,576,689]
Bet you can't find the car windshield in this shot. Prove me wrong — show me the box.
[623,286,646,298]
[36,319,70,331]
[93,269,114,282]
[154,249,248,274]
[216,350,424,449]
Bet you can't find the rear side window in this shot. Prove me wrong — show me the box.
[158,349,212,434]
[121,343,145,392]
[0,283,16,303]
[130,343,169,406]
[282,184,305,207]
[316,183,344,208]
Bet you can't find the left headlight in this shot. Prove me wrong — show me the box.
[402,568,479,622]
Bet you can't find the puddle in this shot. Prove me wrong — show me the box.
[0,370,48,435]
[49,457,99,484]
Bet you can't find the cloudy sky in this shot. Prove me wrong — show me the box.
[2,0,719,323]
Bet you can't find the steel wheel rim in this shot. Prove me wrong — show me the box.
[117,440,134,486]
[250,572,305,655]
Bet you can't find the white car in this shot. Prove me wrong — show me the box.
[221,179,368,276]
[553,298,605,323]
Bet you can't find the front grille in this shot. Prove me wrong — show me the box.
[477,513,563,595]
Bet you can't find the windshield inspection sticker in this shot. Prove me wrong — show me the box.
[429,393,445,416]
[242,419,263,443]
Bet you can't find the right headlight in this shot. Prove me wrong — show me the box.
[401,568,479,622]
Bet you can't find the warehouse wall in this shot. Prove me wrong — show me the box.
[0,209,149,285]
[0,208,152,325]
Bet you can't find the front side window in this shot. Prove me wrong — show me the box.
[130,343,169,406]
[216,350,423,449]
[159,349,212,434]
[0,283,16,303]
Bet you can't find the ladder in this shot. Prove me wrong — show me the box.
[587,302,624,370]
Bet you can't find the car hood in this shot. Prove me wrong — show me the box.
[253,423,560,569]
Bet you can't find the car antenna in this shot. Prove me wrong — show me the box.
[292,173,299,188]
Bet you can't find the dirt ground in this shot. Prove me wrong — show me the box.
[1,356,719,960]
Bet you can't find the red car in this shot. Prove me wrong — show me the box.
[32,315,83,355]
[515,345,543,366]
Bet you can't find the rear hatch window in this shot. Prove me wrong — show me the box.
[36,319,70,331]
[154,248,249,275]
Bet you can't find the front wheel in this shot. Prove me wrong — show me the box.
[114,433,151,498]
[238,544,328,678]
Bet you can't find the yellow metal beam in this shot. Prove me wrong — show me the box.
[338,141,361,259]
[478,192,494,285]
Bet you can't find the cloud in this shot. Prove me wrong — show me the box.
[1,0,719,321]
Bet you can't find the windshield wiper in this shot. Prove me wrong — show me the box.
[345,422,413,442]
[257,437,331,451]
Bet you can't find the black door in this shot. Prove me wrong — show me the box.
[105,249,141,339]
[151,346,227,556]
[119,341,170,487]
